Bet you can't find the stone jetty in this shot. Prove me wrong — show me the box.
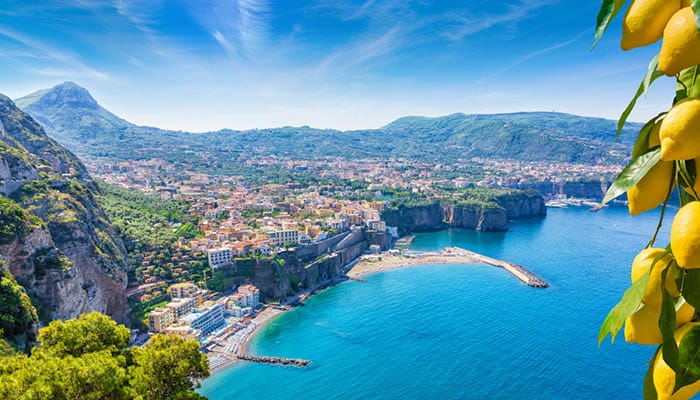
[237,354,311,367]
[449,247,549,288]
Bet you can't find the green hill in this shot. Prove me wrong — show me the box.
[16,82,639,167]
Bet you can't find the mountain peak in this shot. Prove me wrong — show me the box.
[15,81,98,110]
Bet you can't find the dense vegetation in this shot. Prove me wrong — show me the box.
[0,312,209,399]
[0,262,38,353]
[16,83,640,172]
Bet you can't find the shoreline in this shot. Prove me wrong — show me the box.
[205,246,547,375]
[346,248,482,278]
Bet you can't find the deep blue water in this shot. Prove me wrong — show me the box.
[200,206,674,399]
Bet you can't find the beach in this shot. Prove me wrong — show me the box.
[346,247,482,278]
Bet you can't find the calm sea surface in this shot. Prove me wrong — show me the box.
[200,206,675,399]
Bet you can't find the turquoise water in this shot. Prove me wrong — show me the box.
[200,206,674,399]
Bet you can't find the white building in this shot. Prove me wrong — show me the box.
[207,248,232,268]
[367,220,386,232]
[267,229,299,247]
[179,303,226,335]
[237,285,261,308]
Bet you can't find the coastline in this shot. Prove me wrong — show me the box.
[205,246,547,375]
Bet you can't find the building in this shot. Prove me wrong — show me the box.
[169,282,201,299]
[207,248,232,268]
[367,220,386,232]
[238,285,260,308]
[267,229,299,247]
[148,307,175,332]
[179,303,226,336]
[166,297,197,319]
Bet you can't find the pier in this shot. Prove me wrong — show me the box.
[448,247,549,288]
[237,354,311,367]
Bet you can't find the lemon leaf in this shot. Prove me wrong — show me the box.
[681,269,700,309]
[644,347,660,400]
[618,56,663,140]
[598,271,649,345]
[674,326,700,391]
[632,114,664,160]
[601,148,661,205]
[593,0,629,49]
[660,280,680,373]
[693,0,700,33]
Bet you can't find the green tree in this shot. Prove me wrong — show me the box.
[129,334,209,400]
[37,312,129,357]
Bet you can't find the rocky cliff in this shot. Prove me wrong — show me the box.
[382,190,546,235]
[0,94,129,325]
[212,228,376,301]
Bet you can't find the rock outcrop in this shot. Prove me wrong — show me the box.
[0,94,129,324]
[382,190,546,235]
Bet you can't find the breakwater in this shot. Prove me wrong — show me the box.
[236,354,311,367]
[449,247,549,288]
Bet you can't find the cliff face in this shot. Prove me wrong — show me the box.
[382,190,546,235]
[213,229,375,301]
[0,94,129,324]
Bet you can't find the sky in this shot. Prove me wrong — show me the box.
[0,0,678,132]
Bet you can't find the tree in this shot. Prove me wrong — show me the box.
[129,334,209,400]
[0,313,210,399]
[37,312,129,357]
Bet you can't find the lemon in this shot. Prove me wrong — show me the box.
[653,322,700,400]
[625,303,695,345]
[621,0,681,50]
[628,162,674,215]
[630,248,679,307]
[659,7,700,76]
[671,202,700,268]
[659,98,700,161]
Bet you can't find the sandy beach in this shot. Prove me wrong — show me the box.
[346,247,482,278]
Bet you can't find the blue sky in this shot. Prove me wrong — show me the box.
[0,0,676,131]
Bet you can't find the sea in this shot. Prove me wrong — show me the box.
[199,206,677,399]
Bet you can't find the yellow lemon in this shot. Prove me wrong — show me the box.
[653,322,700,400]
[624,303,695,345]
[671,201,700,268]
[630,248,679,307]
[621,0,681,50]
[659,7,700,76]
[628,156,674,215]
[659,98,700,161]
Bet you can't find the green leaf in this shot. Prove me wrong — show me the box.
[618,57,663,140]
[675,326,700,391]
[660,271,680,373]
[598,271,649,345]
[632,115,664,160]
[679,65,700,98]
[693,0,700,33]
[681,269,700,309]
[593,0,629,49]
[601,148,662,205]
[644,347,660,400]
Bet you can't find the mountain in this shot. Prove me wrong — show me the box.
[16,82,640,168]
[0,93,129,329]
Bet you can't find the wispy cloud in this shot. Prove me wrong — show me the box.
[188,0,269,60]
[0,27,110,80]
[476,28,589,84]
[442,0,558,41]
